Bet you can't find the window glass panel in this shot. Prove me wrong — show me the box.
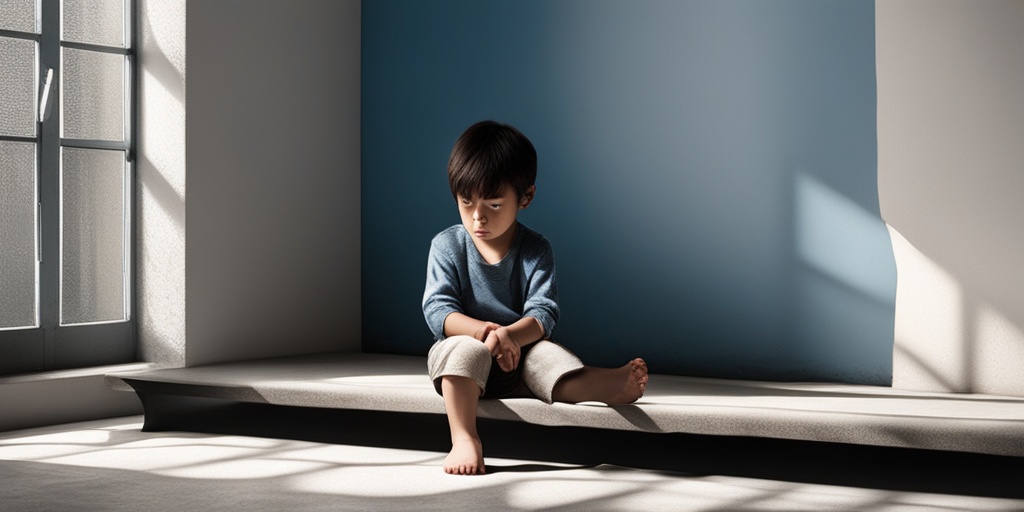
[0,37,37,138]
[61,147,126,325]
[0,141,38,330]
[61,48,124,141]
[62,0,124,48]
[0,0,38,34]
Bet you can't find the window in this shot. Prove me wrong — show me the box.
[1,0,135,375]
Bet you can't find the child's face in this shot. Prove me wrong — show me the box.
[457,186,533,245]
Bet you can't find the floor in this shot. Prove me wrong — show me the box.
[2,407,1024,511]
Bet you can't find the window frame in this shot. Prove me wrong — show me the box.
[0,0,136,375]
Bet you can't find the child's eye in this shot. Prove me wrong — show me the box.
[490,203,502,209]
[460,198,472,206]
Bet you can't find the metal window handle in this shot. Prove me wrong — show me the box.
[39,67,54,123]
[37,202,42,263]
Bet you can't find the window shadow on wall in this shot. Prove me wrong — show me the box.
[888,226,1024,396]
[136,1,187,368]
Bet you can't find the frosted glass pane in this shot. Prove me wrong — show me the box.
[0,37,37,138]
[62,0,124,47]
[62,48,124,141]
[0,0,37,33]
[61,148,126,325]
[0,142,38,329]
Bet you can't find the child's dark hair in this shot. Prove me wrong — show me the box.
[448,120,537,201]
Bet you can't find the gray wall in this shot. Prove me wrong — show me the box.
[185,0,362,366]
[878,0,1024,396]
[362,0,895,384]
[141,0,363,368]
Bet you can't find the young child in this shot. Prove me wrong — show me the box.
[423,120,649,475]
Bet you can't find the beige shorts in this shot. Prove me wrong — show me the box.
[427,335,584,403]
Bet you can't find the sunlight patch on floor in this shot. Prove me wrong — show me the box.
[3,417,1024,511]
[319,374,429,387]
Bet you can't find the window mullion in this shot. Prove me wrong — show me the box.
[60,139,130,152]
[38,0,61,366]
[62,40,128,55]
[0,28,42,42]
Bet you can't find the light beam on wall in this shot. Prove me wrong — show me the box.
[887,225,965,392]
[974,303,1024,395]
[795,173,894,304]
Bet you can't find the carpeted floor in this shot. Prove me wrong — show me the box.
[2,413,1024,512]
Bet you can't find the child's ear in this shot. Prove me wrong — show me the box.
[520,185,536,210]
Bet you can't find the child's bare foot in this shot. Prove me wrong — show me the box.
[444,437,484,475]
[607,358,649,406]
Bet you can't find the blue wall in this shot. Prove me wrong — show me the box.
[361,0,896,384]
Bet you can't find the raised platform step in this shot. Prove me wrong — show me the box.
[106,351,1024,457]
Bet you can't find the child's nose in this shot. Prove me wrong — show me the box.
[473,207,486,221]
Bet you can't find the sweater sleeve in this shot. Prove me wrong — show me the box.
[422,236,463,341]
[521,238,559,339]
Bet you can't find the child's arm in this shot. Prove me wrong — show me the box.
[485,317,544,372]
[520,236,558,343]
[446,313,544,372]
[500,317,544,347]
[443,313,542,345]
[443,312,501,341]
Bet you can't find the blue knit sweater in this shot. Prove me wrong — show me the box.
[422,223,559,342]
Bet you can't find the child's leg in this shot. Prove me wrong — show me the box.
[427,335,492,475]
[551,359,649,406]
[441,375,485,475]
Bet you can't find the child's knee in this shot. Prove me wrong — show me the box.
[446,335,492,363]
[428,335,492,397]
[522,340,584,403]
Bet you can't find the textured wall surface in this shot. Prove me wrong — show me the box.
[878,0,1024,395]
[363,0,895,383]
[137,0,187,367]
